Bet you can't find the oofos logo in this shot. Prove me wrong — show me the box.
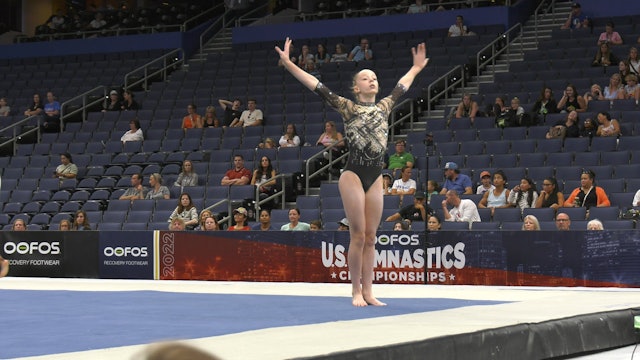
[4,242,61,255]
[376,234,420,246]
[103,247,148,257]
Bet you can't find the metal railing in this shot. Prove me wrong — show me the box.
[124,48,184,91]
[533,0,557,45]
[60,86,108,126]
[199,8,239,52]
[235,3,271,27]
[476,22,524,78]
[304,139,348,195]
[0,115,41,156]
[425,65,466,118]
[389,98,416,143]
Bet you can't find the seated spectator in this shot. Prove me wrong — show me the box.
[508,178,538,213]
[597,21,623,46]
[279,123,301,148]
[72,210,92,230]
[181,103,202,129]
[382,173,393,196]
[587,219,604,230]
[309,219,323,231]
[563,169,611,209]
[194,209,214,231]
[427,180,441,203]
[330,43,348,62]
[57,219,71,231]
[394,220,412,231]
[297,44,315,70]
[530,87,558,124]
[280,208,310,231]
[440,162,473,195]
[305,60,321,80]
[595,111,620,137]
[557,84,586,113]
[624,74,640,101]
[168,193,199,230]
[476,170,494,195]
[347,38,373,62]
[120,90,140,111]
[12,218,26,231]
[121,118,144,144]
[387,139,414,177]
[478,170,511,217]
[632,189,640,207]
[337,218,350,231]
[454,93,480,124]
[546,110,580,139]
[174,160,199,187]
[258,137,277,149]
[87,12,106,30]
[169,217,186,231]
[603,73,626,100]
[407,0,427,13]
[427,215,442,231]
[555,212,571,230]
[221,155,251,186]
[253,209,274,230]
[251,156,277,202]
[203,106,220,127]
[535,177,565,210]
[54,152,78,180]
[145,173,170,200]
[583,84,604,105]
[441,190,481,226]
[579,117,597,139]
[24,93,43,117]
[315,43,330,67]
[41,91,61,133]
[561,3,589,30]
[592,42,619,67]
[522,215,541,231]
[385,192,433,223]
[230,99,263,127]
[102,90,122,112]
[618,60,631,85]
[315,120,346,173]
[496,97,526,128]
[485,96,507,118]
[0,97,10,116]
[628,47,640,75]
[218,98,242,127]
[119,173,147,201]
[448,15,474,37]
[391,166,417,197]
[202,215,220,231]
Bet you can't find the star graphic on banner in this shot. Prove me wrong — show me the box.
[449,273,456,281]
[331,272,337,279]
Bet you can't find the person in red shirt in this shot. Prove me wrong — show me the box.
[221,155,251,186]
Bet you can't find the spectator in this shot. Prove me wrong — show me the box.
[563,169,611,209]
[41,91,61,133]
[597,21,623,46]
[0,255,8,277]
[478,170,511,217]
[258,137,277,149]
[119,173,147,201]
[218,98,242,127]
[530,87,558,124]
[440,162,473,195]
[102,90,122,112]
[174,160,199,187]
[592,42,619,68]
[603,73,627,100]
[407,0,427,13]
[251,156,277,202]
[221,155,251,186]
[387,139,414,176]
[579,118,596,139]
[587,219,604,230]
[169,217,186,231]
[315,120,346,175]
[230,99,263,127]
[194,209,214,231]
[24,93,43,117]
[337,218,350,231]
[309,219,323,231]
[583,84,604,106]
[522,215,541,231]
[228,207,251,230]
[0,97,10,116]
[12,218,26,231]
[54,152,78,180]
[385,192,433,223]
[182,103,202,129]
[280,208,310,231]
[618,60,631,85]
[476,170,494,195]
[382,173,393,196]
[72,210,92,230]
[297,44,315,70]
[557,84,586,113]
[535,177,565,210]
[496,96,526,128]
[305,60,321,80]
[121,118,144,144]
[253,209,274,230]
[145,173,170,200]
[427,180,441,203]
[427,215,442,231]
[627,47,640,75]
[546,110,580,139]
[46,9,66,31]
[595,111,621,137]
[168,193,199,230]
[330,43,348,62]
[202,106,220,127]
[121,90,140,111]
[555,212,571,230]
[486,95,507,118]
[624,74,640,101]
[348,38,373,62]
[203,215,220,231]
[441,190,481,226]
[448,15,473,37]
[391,166,417,196]
[57,219,71,231]
[394,220,412,231]
[632,189,640,206]
[508,178,538,213]
[561,2,589,30]
[279,123,301,148]
[454,93,480,123]
[87,12,106,30]
[315,43,330,67]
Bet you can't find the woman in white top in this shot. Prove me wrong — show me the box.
[508,178,538,213]
[121,119,144,144]
[478,170,510,217]
[278,123,301,147]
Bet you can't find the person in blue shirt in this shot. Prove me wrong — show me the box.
[561,3,589,30]
[348,38,373,62]
[439,162,473,195]
[41,91,61,133]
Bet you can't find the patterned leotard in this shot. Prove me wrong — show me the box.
[314,82,407,192]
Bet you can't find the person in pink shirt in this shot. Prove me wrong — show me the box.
[598,22,623,46]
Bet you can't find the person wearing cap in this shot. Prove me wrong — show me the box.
[440,162,473,195]
[476,170,494,195]
[337,218,350,231]
[280,208,310,231]
[386,139,414,177]
[442,190,481,227]
[382,173,394,196]
[54,152,78,181]
[385,192,434,223]
[391,166,417,196]
[102,89,122,112]
[561,3,589,30]
[229,207,251,231]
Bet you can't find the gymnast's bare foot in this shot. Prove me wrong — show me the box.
[364,294,386,306]
[352,293,368,307]
[0,259,9,278]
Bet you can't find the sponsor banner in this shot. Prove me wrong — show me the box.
[0,232,98,278]
[99,231,154,279]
